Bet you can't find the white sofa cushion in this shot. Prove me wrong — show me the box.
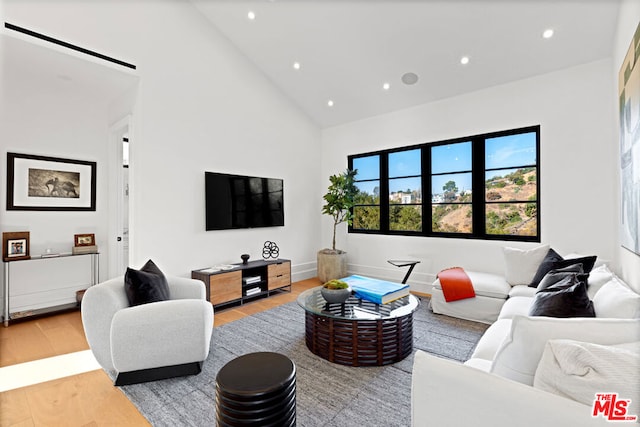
[593,277,640,318]
[533,339,640,418]
[412,350,610,427]
[498,296,534,319]
[508,285,537,298]
[433,270,511,299]
[468,318,512,361]
[503,244,549,286]
[430,288,506,324]
[463,358,492,371]
[490,316,640,385]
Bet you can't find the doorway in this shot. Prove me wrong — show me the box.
[108,116,132,278]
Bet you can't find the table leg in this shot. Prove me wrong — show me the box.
[3,262,9,327]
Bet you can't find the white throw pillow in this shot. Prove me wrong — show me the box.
[503,244,550,286]
[534,340,640,417]
[586,264,615,299]
[490,315,640,385]
[593,277,640,318]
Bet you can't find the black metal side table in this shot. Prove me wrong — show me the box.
[387,260,420,284]
[215,352,296,426]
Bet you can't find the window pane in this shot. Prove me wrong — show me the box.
[486,132,536,170]
[390,205,422,231]
[431,173,472,203]
[353,206,380,230]
[485,168,537,202]
[389,177,421,204]
[432,204,472,233]
[431,141,472,174]
[355,181,380,204]
[389,149,421,178]
[353,155,380,180]
[486,203,537,236]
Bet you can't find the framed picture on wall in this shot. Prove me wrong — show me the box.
[2,231,30,261]
[619,22,640,256]
[6,152,97,211]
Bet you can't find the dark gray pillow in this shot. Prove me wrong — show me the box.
[529,249,597,288]
[124,259,170,306]
[536,263,585,291]
[529,271,595,318]
[528,249,563,287]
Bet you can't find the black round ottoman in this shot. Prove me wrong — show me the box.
[215,352,296,427]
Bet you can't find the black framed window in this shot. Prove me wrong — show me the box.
[352,155,381,230]
[348,125,540,241]
[389,149,422,232]
[431,141,473,234]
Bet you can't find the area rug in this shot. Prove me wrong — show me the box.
[119,297,488,426]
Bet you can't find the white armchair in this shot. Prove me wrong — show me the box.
[81,275,214,385]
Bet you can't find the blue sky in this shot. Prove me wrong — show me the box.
[486,132,536,170]
[352,131,536,196]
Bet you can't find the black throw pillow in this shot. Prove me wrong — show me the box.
[528,248,563,287]
[124,259,171,306]
[536,263,585,291]
[529,249,597,288]
[529,272,595,318]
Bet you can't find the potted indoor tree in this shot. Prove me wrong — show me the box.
[318,169,357,282]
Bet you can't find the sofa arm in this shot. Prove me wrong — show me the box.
[110,299,214,373]
[167,276,206,300]
[81,277,130,373]
[411,351,608,427]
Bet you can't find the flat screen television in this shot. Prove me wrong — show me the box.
[205,172,284,230]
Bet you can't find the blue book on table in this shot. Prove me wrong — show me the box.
[341,275,410,304]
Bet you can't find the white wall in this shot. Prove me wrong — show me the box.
[613,0,640,293]
[321,60,617,292]
[0,45,111,259]
[1,1,322,286]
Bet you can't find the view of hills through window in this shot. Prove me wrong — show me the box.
[350,126,539,240]
[485,132,537,236]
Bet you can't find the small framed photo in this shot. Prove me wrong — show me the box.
[74,233,96,247]
[2,231,30,261]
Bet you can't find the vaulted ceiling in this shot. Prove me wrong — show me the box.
[193,0,621,128]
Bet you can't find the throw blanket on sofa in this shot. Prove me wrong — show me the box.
[438,267,476,302]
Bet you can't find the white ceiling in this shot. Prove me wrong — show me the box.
[193,0,621,128]
[1,32,139,106]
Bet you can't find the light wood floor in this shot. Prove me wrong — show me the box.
[0,278,321,427]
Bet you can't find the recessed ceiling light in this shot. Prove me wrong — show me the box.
[460,56,470,65]
[382,82,390,90]
[327,100,334,107]
[542,29,554,39]
[247,11,256,20]
[401,72,419,85]
[293,62,301,70]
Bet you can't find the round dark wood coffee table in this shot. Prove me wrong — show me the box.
[215,352,296,427]
[297,286,419,366]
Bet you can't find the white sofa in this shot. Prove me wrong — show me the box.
[430,246,604,324]
[413,261,640,426]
